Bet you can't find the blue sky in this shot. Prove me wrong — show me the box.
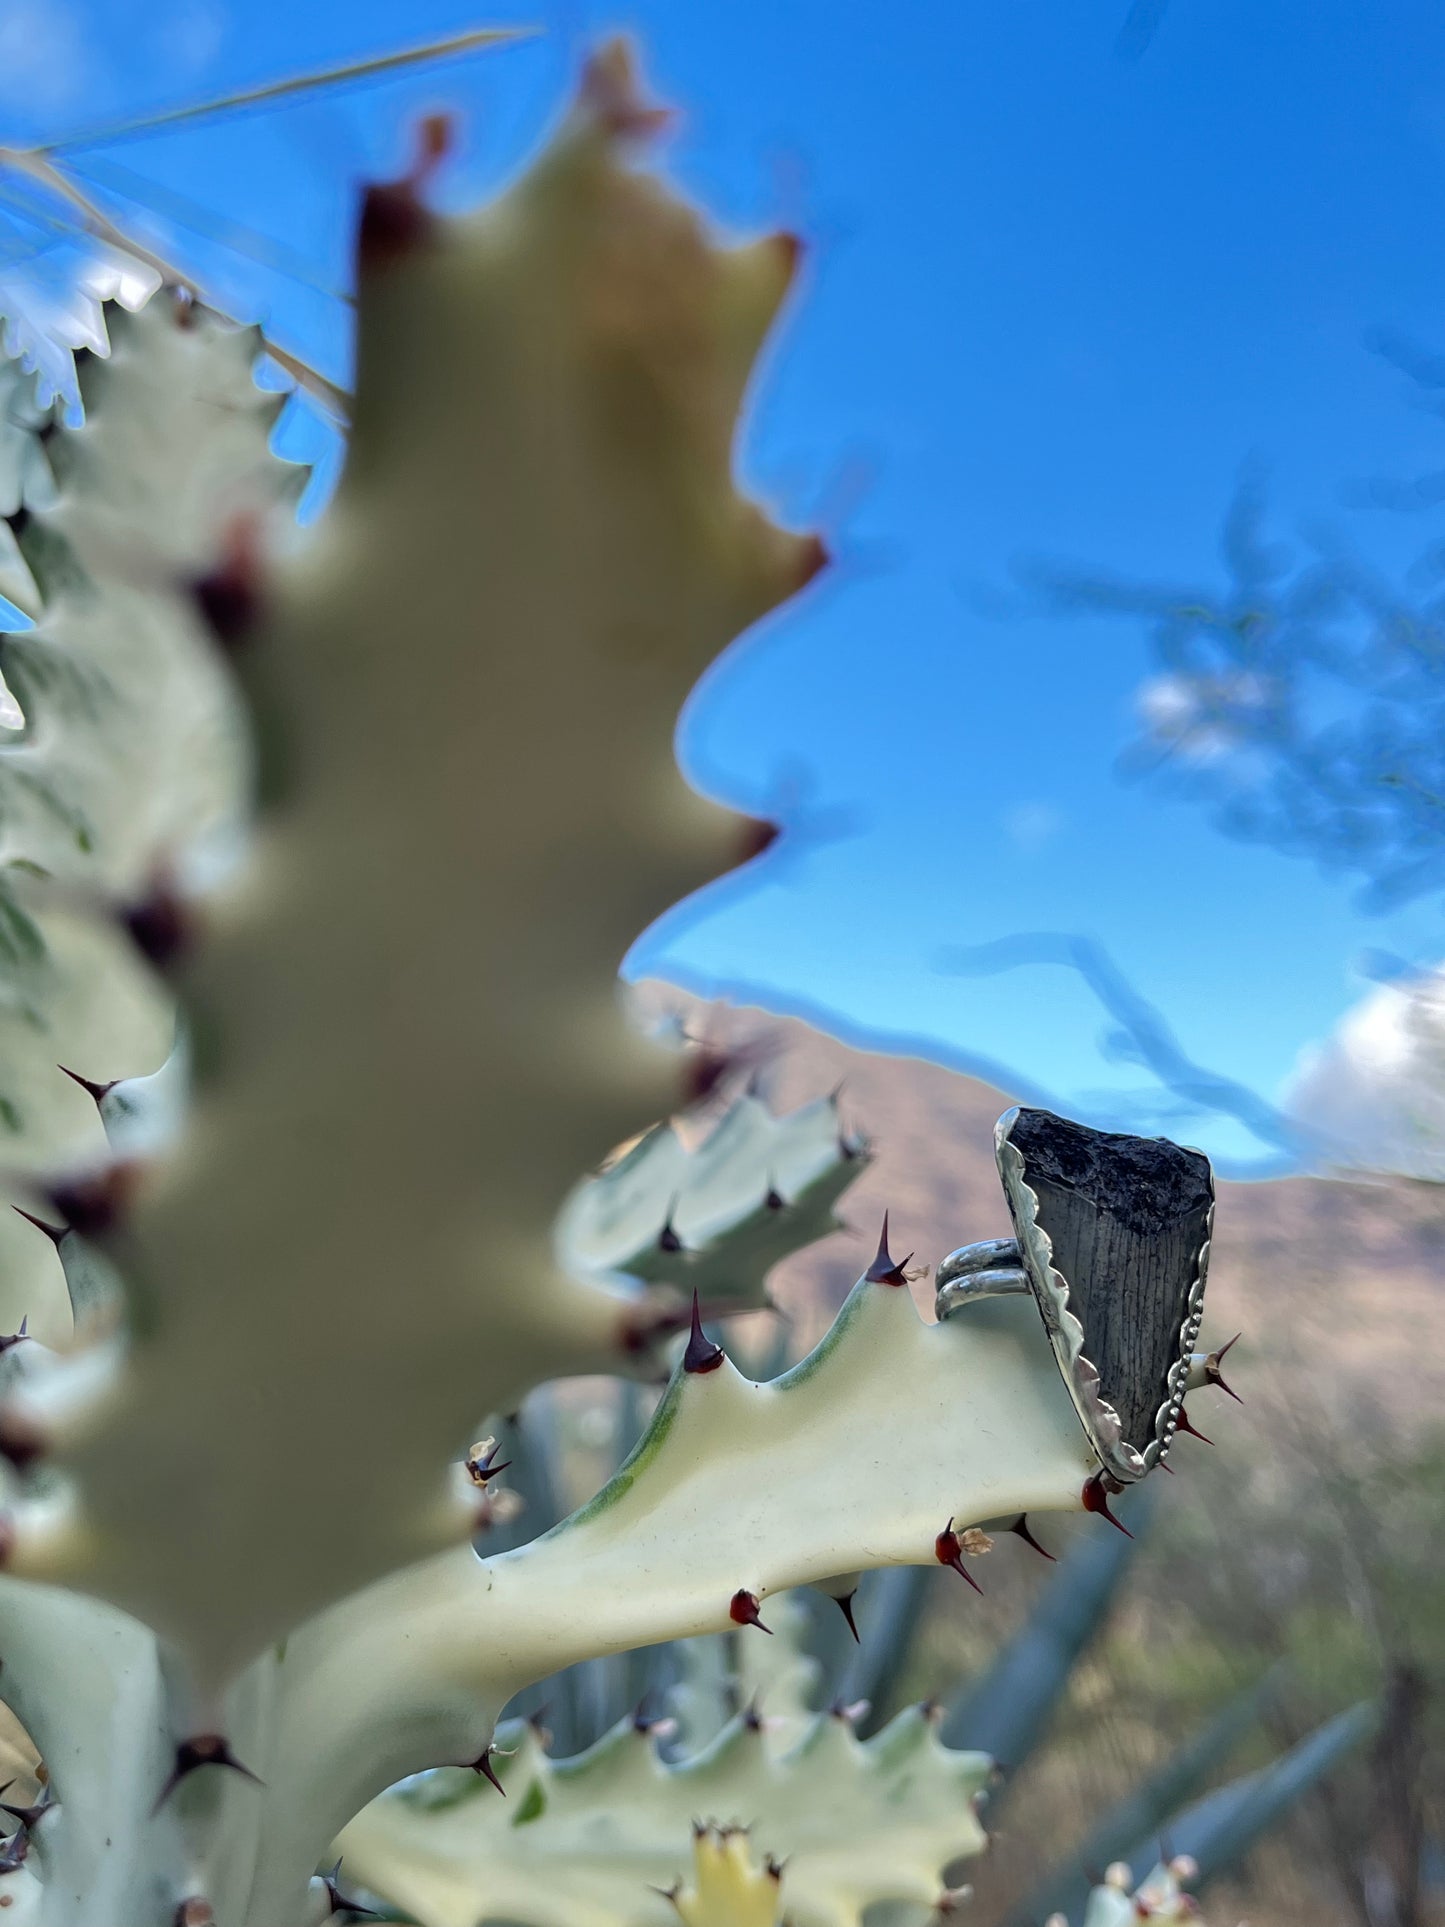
[4,0,1445,1172]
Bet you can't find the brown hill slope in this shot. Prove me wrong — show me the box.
[637,981,1445,1421]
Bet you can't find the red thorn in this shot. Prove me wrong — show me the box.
[1207,1332,1244,1403]
[738,817,781,864]
[729,1588,771,1634]
[683,1291,724,1375]
[58,1065,118,1106]
[0,1408,45,1473]
[1008,1513,1056,1561]
[47,1164,138,1239]
[321,1858,379,1919]
[793,532,830,592]
[680,1045,730,1108]
[0,1786,52,1834]
[192,517,261,649]
[154,1734,262,1813]
[357,173,431,270]
[833,1589,861,1642]
[358,113,453,268]
[771,231,805,277]
[1175,1407,1213,1446]
[864,1212,911,1287]
[1157,1455,1176,1473]
[1081,1472,1133,1537]
[11,1207,66,1248]
[123,881,192,969]
[764,1183,788,1213]
[935,1519,984,1593]
[468,1746,507,1795]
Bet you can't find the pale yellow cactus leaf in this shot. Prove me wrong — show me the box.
[671,1827,783,1927]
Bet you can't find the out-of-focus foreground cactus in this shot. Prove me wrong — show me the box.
[0,45,1227,1927]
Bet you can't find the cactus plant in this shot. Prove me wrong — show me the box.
[337,1600,991,1927]
[0,43,1228,1927]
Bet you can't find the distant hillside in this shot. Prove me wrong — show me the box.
[636,982,1445,1422]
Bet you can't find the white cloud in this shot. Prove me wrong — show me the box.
[1286,964,1445,1179]
[1136,669,1274,765]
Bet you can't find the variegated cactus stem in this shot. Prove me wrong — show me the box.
[1060,1855,1203,1927]
[664,1826,785,1927]
[0,39,1235,1927]
[335,1592,991,1927]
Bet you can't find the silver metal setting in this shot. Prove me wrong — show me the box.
[934,1238,1031,1322]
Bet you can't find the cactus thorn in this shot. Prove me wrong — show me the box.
[154,1734,263,1812]
[737,816,781,864]
[11,1206,67,1248]
[864,1212,912,1287]
[742,1696,764,1733]
[794,532,830,591]
[919,1697,943,1723]
[1008,1513,1056,1561]
[728,1587,771,1634]
[468,1745,507,1795]
[47,1164,137,1239]
[683,1291,725,1374]
[321,1858,379,1919]
[192,516,262,649]
[0,1786,54,1831]
[772,230,805,277]
[1207,1332,1244,1402]
[765,1854,787,1881]
[122,880,192,969]
[1175,1407,1213,1445]
[58,1064,118,1105]
[0,1407,44,1473]
[935,1519,984,1593]
[833,1588,861,1642]
[657,1204,684,1254]
[0,1316,28,1358]
[764,1181,788,1212]
[829,1697,869,1724]
[1157,1455,1175,1473]
[1081,1472,1133,1537]
[357,113,453,268]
